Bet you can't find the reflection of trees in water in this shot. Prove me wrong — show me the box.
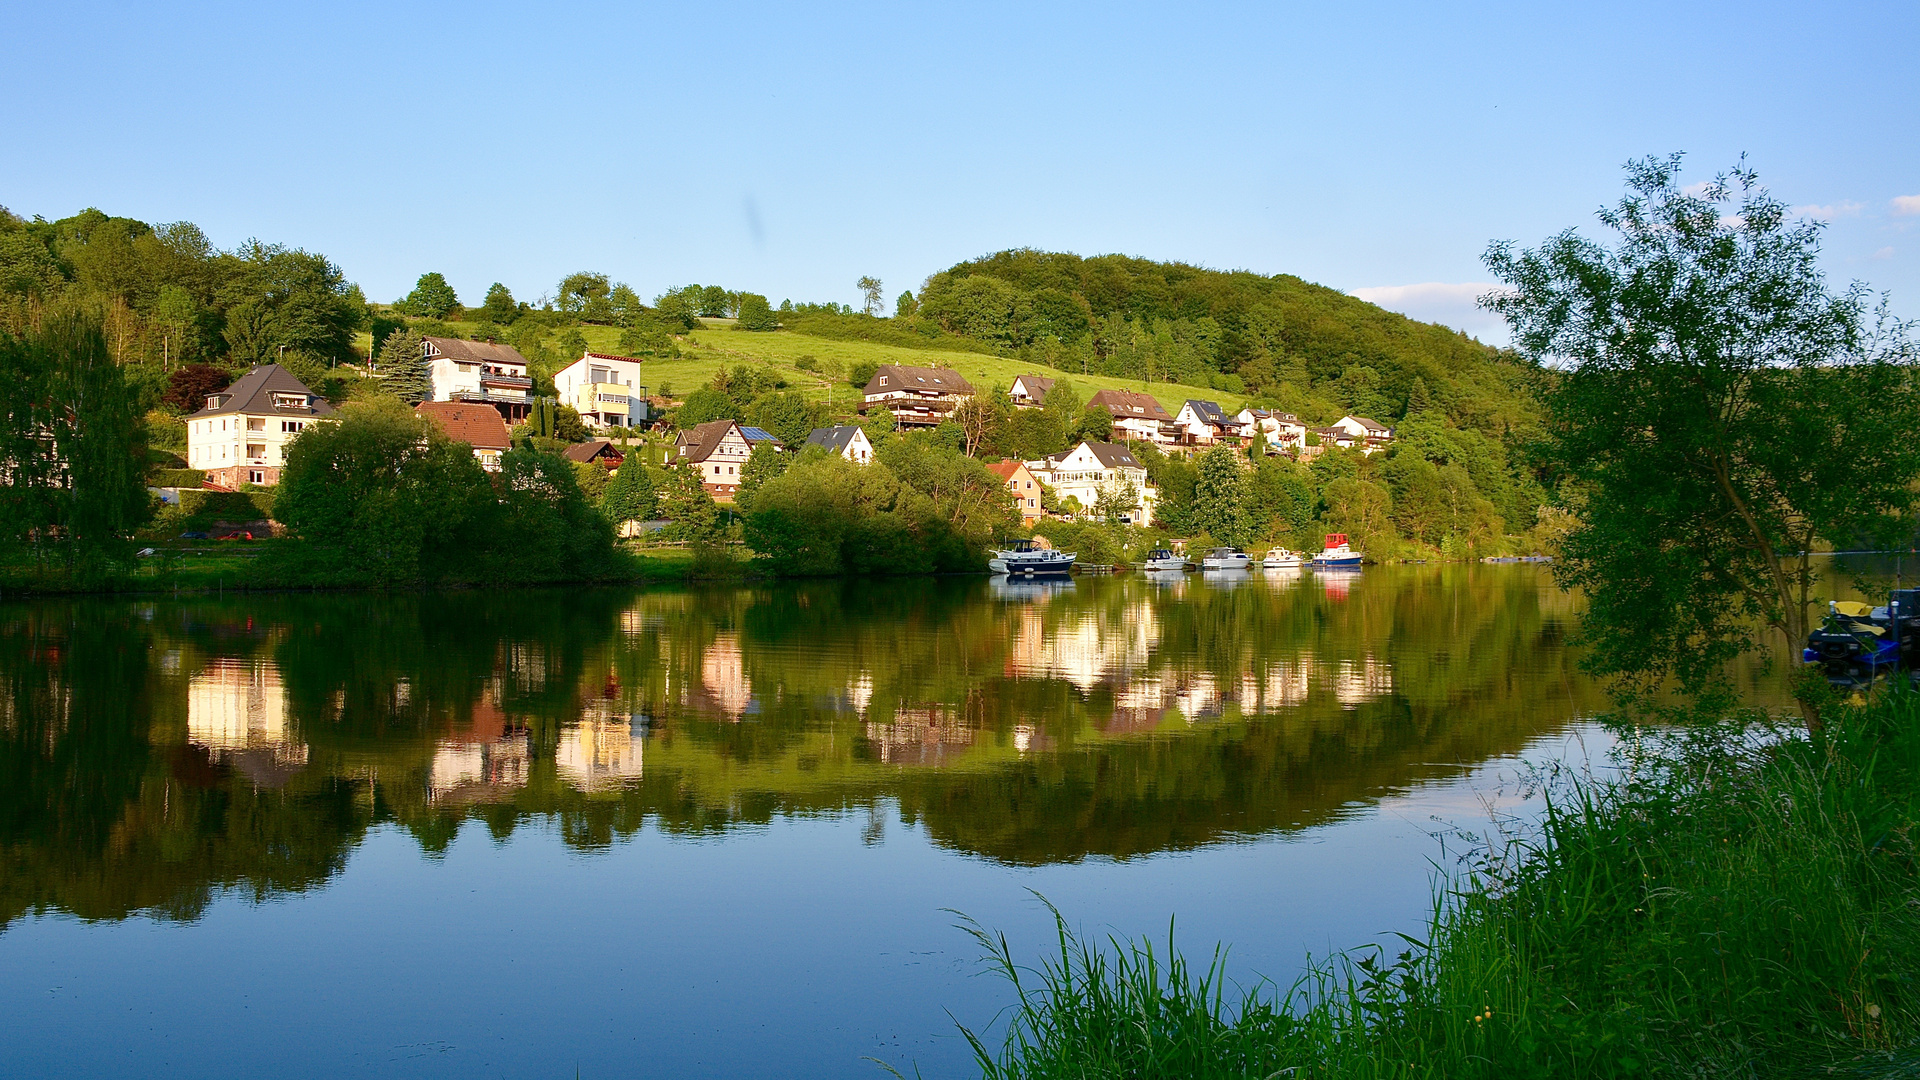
[0,569,1607,925]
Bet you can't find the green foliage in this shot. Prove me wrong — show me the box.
[1191,447,1246,545]
[736,292,778,331]
[1074,404,1113,442]
[1485,155,1920,706]
[658,464,723,543]
[0,307,151,568]
[745,390,823,448]
[846,358,879,390]
[557,271,614,322]
[150,468,205,488]
[571,459,609,502]
[162,362,231,412]
[375,327,430,403]
[733,442,788,512]
[675,387,736,429]
[274,399,617,585]
[402,272,459,318]
[894,290,918,319]
[480,282,519,324]
[600,462,658,526]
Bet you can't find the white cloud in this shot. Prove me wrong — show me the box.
[1870,246,1894,260]
[1893,195,1920,216]
[1348,282,1509,343]
[1791,200,1863,220]
[1680,180,1716,197]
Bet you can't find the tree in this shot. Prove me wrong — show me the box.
[163,363,231,412]
[1483,155,1920,717]
[746,390,822,448]
[403,272,459,318]
[675,387,735,429]
[376,327,431,403]
[858,276,884,317]
[658,465,723,543]
[734,442,788,513]
[894,290,918,319]
[736,293,778,331]
[1075,404,1113,442]
[481,282,519,324]
[601,462,658,528]
[847,359,879,390]
[557,272,613,321]
[697,285,731,318]
[1094,477,1142,524]
[1192,446,1247,544]
[951,388,1009,457]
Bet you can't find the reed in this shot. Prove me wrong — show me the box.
[954,690,1920,1078]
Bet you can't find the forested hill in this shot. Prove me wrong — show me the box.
[899,249,1536,440]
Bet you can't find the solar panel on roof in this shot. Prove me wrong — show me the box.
[740,427,778,441]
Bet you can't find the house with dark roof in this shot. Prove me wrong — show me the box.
[986,460,1044,522]
[1331,414,1395,453]
[422,337,535,422]
[1025,441,1157,525]
[186,364,335,487]
[1173,399,1243,446]
[860,364,974,429]
[415,402,512,471]
[562,439,626,469]
[1085,389,1176,445]
[1236,408,1308,452]
[804,424,874,465]
[674,420,782,500]
[1008,374,1055,408]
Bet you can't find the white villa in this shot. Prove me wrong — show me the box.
[422,337,534,422]
[1028,441,1157,525]
[1172,399,1242,446]
[675,419,782,501]
[1237,408,1308,452]
[1085,389,1176,445]
[555,351,648,430]
[185,364,335,487]
[1331,414,1395,454]
[1008,374,1056,408]
[804,424,874,464]
[861,364,974,429]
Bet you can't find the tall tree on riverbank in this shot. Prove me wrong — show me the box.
[1484,155,1920,717]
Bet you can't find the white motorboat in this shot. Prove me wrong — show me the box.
[1310,532,1364,568]
[989,539,1077,576]
[1200,547,1252,571]
[1261,547,1304,569]
[1141,548,1189,572]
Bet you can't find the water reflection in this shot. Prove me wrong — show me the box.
[1,567,1739,926]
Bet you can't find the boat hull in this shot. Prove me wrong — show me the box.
[990,553,1077,576]
[1142,557,1189,572]
[1310,555,1363,568]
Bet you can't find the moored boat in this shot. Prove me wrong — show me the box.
[1200,547,1252,571]
[1261,547,1303,569]
[1142,548,1189,572]
[990,540,1077,576]
[1310,533,1364,568]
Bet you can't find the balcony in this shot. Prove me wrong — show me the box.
[480,373,533,391]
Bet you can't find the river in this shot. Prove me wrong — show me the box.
[0,566,1791,1077]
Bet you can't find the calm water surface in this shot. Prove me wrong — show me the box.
[0,567,1786,1077]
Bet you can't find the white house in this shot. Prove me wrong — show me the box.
[1173,399,1243,446]
[1008,374,1055,408]
[186,364,335,487]
[422,337,534,422]
[1331,414,1395,454]
[555,351,648,430]
[675,419,782,501]
[1028,441,1157,525]
[861,364,974,429]
[804,424,874,464]
[1237,408,1308,452]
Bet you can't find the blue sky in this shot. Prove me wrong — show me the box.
[5,0,1916,343]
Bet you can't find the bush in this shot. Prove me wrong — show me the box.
[150,468,206,488]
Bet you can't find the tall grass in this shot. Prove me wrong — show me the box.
[953,691,1920,1079]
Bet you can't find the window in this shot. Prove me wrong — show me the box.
[246,443,266,459]
[282,420,304,433]
[1028,499,1036,508]
[248,470,265,484]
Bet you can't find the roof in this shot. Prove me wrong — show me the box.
[422,337,530,367]
[1011,374,1055,399]
[1087,388,1172,420]
[863,364,974,396]
[740,426,781,444]
[985,460,1028,481]
[1184,399,1229,424]
[582,351,643,364]
[1082,441,1143,469]
[415,402,511,450]
[805,425,865,453]
[1343,415,1392,434]
[676,419,740,463]
[562,439,624,463]
[189,364,335,419]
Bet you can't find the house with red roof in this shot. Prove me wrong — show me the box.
[986,460,1045,523]
[415,401,512,471]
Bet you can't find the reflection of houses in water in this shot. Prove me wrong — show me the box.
[865,705,975,766]
[1239,659,1313,711]
[1006,602,1156,690]
[694,632,752,720]
[429,694,530,802]
[1331,657,1394,707]
[846,672,874,717]
[187,659,307,784]
[555,717,645,792]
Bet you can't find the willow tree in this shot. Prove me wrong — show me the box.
[1484,155,1920,716]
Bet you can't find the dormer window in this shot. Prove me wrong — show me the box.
[272,392,307,409]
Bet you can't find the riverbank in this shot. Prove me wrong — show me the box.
[960,691,1920,1079]
[0,542,717,597]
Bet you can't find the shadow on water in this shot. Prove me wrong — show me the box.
[1,565,1742,927]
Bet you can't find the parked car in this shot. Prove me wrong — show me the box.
[180,531,209,540]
